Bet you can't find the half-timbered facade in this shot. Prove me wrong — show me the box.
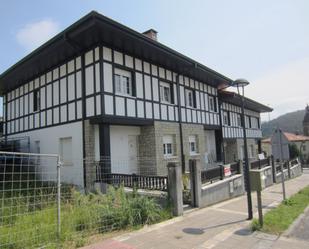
[219,91,272,163]
[0,11,271,187]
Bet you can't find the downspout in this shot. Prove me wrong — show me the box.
[176,74,185,173]
[80,53,87,190]
[4,94,8,142]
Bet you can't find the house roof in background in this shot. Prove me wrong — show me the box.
[219,90,273,113]
[262,132,309,143]
[0,11,233,94]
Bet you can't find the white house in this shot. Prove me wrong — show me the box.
[0,11,271,188]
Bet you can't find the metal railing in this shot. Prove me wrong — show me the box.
[201,166,224,184]
[250,157,270,169]
[97,173,168,191]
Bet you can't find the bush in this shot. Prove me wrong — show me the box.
[289,144,300,159]
[251,218,262,231]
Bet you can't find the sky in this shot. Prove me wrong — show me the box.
[0,0,308,121]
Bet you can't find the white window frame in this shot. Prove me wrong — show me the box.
[189,135,198,155]
[114,68,133,96]
[236,114,242,127]
[209,96,215,112]
[160,81,172,104]
[163,135,174,157]
[185,88,194,108]
[223,111,229,125]
[59,137,73,166]
[33,89,40,112]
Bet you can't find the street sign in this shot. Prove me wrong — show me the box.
[271,129,290,161]
[271,128,287,200]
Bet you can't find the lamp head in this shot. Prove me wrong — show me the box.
[231,78,250,88]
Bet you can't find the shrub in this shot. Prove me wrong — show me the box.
[251,218,262,231]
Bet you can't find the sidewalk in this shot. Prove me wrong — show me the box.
[82,169,309,249]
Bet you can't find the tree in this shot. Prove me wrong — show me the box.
[289,143,299,159]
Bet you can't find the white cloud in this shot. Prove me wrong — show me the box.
[16,19,60,51]
[243,58,309,121]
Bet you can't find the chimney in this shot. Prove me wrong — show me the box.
[143,29,158,41]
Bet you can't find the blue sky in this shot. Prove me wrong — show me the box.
[0,0,308,120]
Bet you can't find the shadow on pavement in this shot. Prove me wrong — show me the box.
[182,219,246,235]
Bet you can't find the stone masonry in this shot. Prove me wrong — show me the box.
[138,121,207,176]
[83,119,97,190]
[224,138,258,164]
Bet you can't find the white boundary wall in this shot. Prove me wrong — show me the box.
[7,121,84,186]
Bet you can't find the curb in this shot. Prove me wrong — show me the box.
[283,205,309,237]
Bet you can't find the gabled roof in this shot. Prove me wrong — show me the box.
[219,90,273,113]
[262,132,309,143]
[0,11,233,94]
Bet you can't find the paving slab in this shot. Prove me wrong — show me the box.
[80,169,309,249]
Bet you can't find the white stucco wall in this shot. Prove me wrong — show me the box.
[7,121,84,186]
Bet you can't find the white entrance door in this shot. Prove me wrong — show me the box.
[128,135,138,174]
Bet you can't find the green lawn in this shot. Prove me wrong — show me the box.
[251,186,309,235]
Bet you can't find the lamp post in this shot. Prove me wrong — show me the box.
[231,78,253,220]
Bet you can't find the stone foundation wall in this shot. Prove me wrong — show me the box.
[138,126,157,175]
[83,119,97,190]
[181,124,206,172]
[224,138,258,163]
[153,122,181,176]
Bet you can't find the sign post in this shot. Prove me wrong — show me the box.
[271,128,289,200]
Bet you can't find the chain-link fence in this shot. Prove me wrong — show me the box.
[0,151,60,249]
[0,152,172,249]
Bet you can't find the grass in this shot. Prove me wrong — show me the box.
[251,186,309,235]
[0,186,172,249]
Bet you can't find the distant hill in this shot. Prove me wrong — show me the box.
[261,109,305,138]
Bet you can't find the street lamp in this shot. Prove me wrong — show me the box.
[231,78,253,220]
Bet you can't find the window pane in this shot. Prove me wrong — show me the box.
[115,75,121,93]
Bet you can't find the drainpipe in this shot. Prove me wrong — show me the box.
[175,74,185,173]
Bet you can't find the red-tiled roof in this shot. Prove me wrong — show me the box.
[284,132,309,142]
[262,132,309,143]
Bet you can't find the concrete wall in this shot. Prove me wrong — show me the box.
[275,163,302,183]
[200,174,244,207]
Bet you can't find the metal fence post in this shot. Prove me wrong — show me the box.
[270,155,276,183]
[57,157,62,246]
[220,165,224,180]
[287,161,291,179]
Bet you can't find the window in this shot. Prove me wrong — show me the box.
[236,114,242,127]
[114,68,133,96]
[223,111,230,125]
[33,89,40,112]
[160,81,172,103]
[189,135,198,155]
[59,137,73,166]
[251,117,260,129]
[163,135,174,157]
[185,88,195,108]
[209,96,216,112]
